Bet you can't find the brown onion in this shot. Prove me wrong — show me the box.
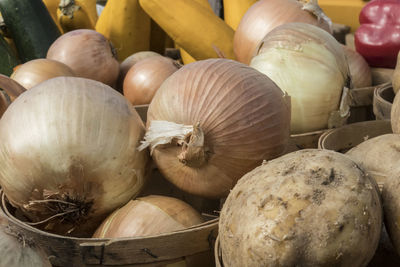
[393,51,400,94]
[139,59,290,198]
[120,51,162,80]
[11,59,76,89]
[342,45,372,88]
[234,0,332,64]
[123,56,179,105]
[0,213,51,267]
[0,77,149,237]
[93,195,204,238]
[46,29,119,87]
[0,74,26,117]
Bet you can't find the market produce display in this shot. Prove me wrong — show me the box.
[0,0,398,266]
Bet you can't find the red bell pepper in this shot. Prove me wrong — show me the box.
[355,0,400,68]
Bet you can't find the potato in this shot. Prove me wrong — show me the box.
[346,134,400,189]
[219,149,382,267]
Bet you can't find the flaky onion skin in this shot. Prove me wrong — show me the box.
[146,59,291,198]
[0,77,149,237]
[93,195,204,238]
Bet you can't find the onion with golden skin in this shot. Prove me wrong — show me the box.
[11,58,76,89]
[93,195,204,238]
[123,56,179,105]
[234,0,332,65]
[139,58,291,198]
[342,45,372,88]
[46,29,119,87]
[0,77,149,237]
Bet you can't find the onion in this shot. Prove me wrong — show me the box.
[138,59,291,198]
[123,56,179,105]
[93,195,204,238]
[342,45,372,88]
[234,0,332,64]
[0,77,149,237]
[250,22,350,134]
[393,51,400,94]
[0,213,51,267]
[0,74,26,117]
[46,29,120,87]
[120,51,162,81]
[10,59,76,89]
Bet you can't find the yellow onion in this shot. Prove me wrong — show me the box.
[393,51,400,94]
[0,77,149,237]
[46,29,119,87]
[0,214,51,267]
[139,59,291,198]
[234,0,332,64]
[10,59,76,89]
[93,195,204,238]
[120,51,162,81]
[342,45,372,88]
[250,22,350,134]
[123,56,179,105]
[0,74,26,117]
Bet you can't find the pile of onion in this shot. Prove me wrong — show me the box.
[0,77,149,237]
[139,58,290,198]
[342,45,372,88]
[250,22,350,134]
[0,213,51,267]
[234,0,332,64]
[93,195,204,238]
[46,29,119,87]
[123,56,179,105]
[11,59,76,89]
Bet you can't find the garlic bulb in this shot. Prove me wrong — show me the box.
[139,58,290,198]
[250,22,350,133]
[0,77,149,236]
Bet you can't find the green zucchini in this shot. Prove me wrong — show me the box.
[0,34,18,76]
[0,0,61,62]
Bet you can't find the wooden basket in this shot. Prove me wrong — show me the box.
[373,83,394,120]
[318,120,392,153]
[0,168,220,267]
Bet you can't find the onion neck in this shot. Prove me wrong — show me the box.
[178,123,208,168]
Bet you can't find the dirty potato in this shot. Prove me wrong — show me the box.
[219,149,382,267]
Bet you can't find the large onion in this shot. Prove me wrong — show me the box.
[342,45,372,88]
[93,195,204,238]
[0,77,149,237]
[0,213,51,267]
[46,29,119,87]
[123,56,179,105]
[250,22,350,134]
[139,59,291,198]
[10,59,76,89]
[234,0,332,64]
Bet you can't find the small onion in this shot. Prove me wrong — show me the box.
[250,23,350,134]
[393,51,400,94]
[139,58,291,198]
[0,213,51,267]
[234,0,332,64]
[93,195,204,238]
[342,45,372,88]
[120,51,162,80]
[10,59,76,89]
[46,29,119,87]
[0,77,149,237]
[123,56,179,105]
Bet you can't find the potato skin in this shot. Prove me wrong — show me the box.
[219,149,382,267]
[346,134,400,190]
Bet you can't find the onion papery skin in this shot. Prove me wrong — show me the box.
[93,195,204,238]
[120,51,161,81]
[46,29,120,87]
[123,56,179,105]
[146,58,291,198]
[342,45,372,88]
[11,58,76,89]
[0,77,149,237]
[0,215,51,267]
[234,0,332,65]
[250,23,350,134]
